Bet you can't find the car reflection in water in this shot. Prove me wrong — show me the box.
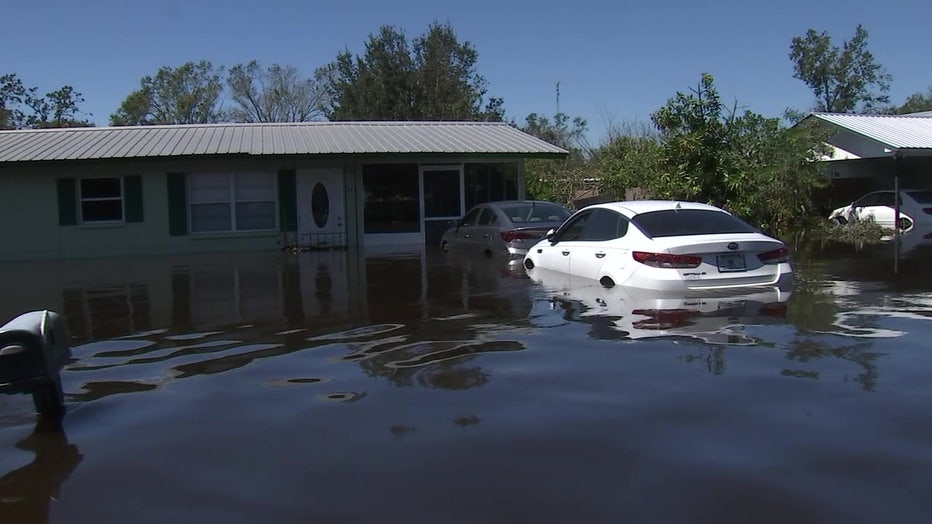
[528,267,790,343]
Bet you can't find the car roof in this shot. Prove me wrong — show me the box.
[582,200,727,217]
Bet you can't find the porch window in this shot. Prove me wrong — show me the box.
[465,163,518,210]
[188,172,276,233]
[363,164,420,233]
[80,177,124,223]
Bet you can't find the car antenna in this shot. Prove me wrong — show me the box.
[674,202,682,210]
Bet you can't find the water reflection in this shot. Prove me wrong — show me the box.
[1,246,932,521]
[0,424,81,524]
[527,267,790,343]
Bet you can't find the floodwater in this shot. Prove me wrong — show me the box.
[2,243,932,523]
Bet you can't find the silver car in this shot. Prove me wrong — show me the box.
[440,200,571,259]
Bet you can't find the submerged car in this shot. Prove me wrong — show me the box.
[440,200,571,259]
[828,189,932,231]
[523,200,792,291]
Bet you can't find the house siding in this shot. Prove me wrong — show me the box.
[0,154,528,261]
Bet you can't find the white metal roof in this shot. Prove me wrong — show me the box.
[811,113,932,150]
[0,121,568,163]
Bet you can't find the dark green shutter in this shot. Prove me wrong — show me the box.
[124,175,144,223]
[166,173,187,236]
[278,169,297,232]
[57,178,77,226]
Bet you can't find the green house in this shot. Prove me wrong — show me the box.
[0,122,566,261]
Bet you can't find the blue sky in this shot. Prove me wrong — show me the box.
[4,0,930,144]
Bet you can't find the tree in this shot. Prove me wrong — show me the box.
[891,87,932,114]
[593,122,662,200]
[227,61,327,122]
[651,73,738,205]
[1,74,91,129]
[318,22,503,121]
[789,24,892,113]
[649,73,829,236]
[111,61,224,125]
[521,112,591,204]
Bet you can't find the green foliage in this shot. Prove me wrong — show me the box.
[594,133,662,199]
[890,87,932,115]
[585,73,831,238]
[789,24,891,113]
[111,61,224,125]
[318,22,502,121]
[520,112,591,205]
[1,73,91,129]
[650,73,736,205]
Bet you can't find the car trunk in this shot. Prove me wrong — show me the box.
[650,234,786,289]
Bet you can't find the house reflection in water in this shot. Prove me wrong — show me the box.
[0,247,534,344]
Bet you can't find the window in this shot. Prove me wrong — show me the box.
[631,209,757,238]
[188,172,276,233]
[556,211,593,241]
[363,164,420,233]
[460,207,481,227]
[581,209,628,241]
[80,177,124,223]
[477,207,496,226]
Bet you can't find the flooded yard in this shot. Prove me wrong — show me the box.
[2,245,932,523]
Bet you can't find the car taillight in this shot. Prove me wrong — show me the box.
[757,246,789,264]
[632,251,702,268]
[923,207,932,215]
[500,230,538,243]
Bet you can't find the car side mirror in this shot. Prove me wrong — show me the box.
[545,228,556,242]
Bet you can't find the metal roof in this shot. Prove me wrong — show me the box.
[0,121,567,163]
[811,113,932,150]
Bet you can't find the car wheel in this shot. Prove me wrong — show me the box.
[898,217,912,231]
[524,258,534,270]
[441,241,450,253]
[831,217,847,225]
[599,276,615,288]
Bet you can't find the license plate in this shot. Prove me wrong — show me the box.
[716,253,746,272]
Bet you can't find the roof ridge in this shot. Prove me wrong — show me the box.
[0,120,510,134]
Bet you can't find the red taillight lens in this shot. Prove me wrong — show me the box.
[632,251,702,269]
[500,230,539,243]
[757,246,789,264]
[923,207,932,215]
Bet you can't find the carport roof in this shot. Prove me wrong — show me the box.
[0,121,568,163]
[810,112,932,151]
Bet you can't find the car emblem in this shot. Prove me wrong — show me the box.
[727,242,739,251]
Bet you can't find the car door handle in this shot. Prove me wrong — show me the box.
[595,252,606,259]
[464,233,470,238]
[561,250,570,256]
[482,234,490,239]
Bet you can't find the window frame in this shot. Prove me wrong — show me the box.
[79,176,125,224]
[187,172,278,234]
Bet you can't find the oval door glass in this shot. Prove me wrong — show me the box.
[311,183,330,228]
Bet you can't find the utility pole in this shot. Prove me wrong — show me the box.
[555,81,560,115]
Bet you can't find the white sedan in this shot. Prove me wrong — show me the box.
[828,189,932,231]
[522,200,793,291]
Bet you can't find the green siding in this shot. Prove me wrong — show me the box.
[278,170,297,232]
[57,178,77,226]
[124,175,144,222]
[166,173,187,236]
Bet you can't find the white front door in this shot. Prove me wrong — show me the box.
[296,168,346,248]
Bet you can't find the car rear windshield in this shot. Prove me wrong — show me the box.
[631,209,758,238]
[907,190,932,204]
[500,202,570,224]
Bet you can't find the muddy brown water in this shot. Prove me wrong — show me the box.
[2,245,932,523]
